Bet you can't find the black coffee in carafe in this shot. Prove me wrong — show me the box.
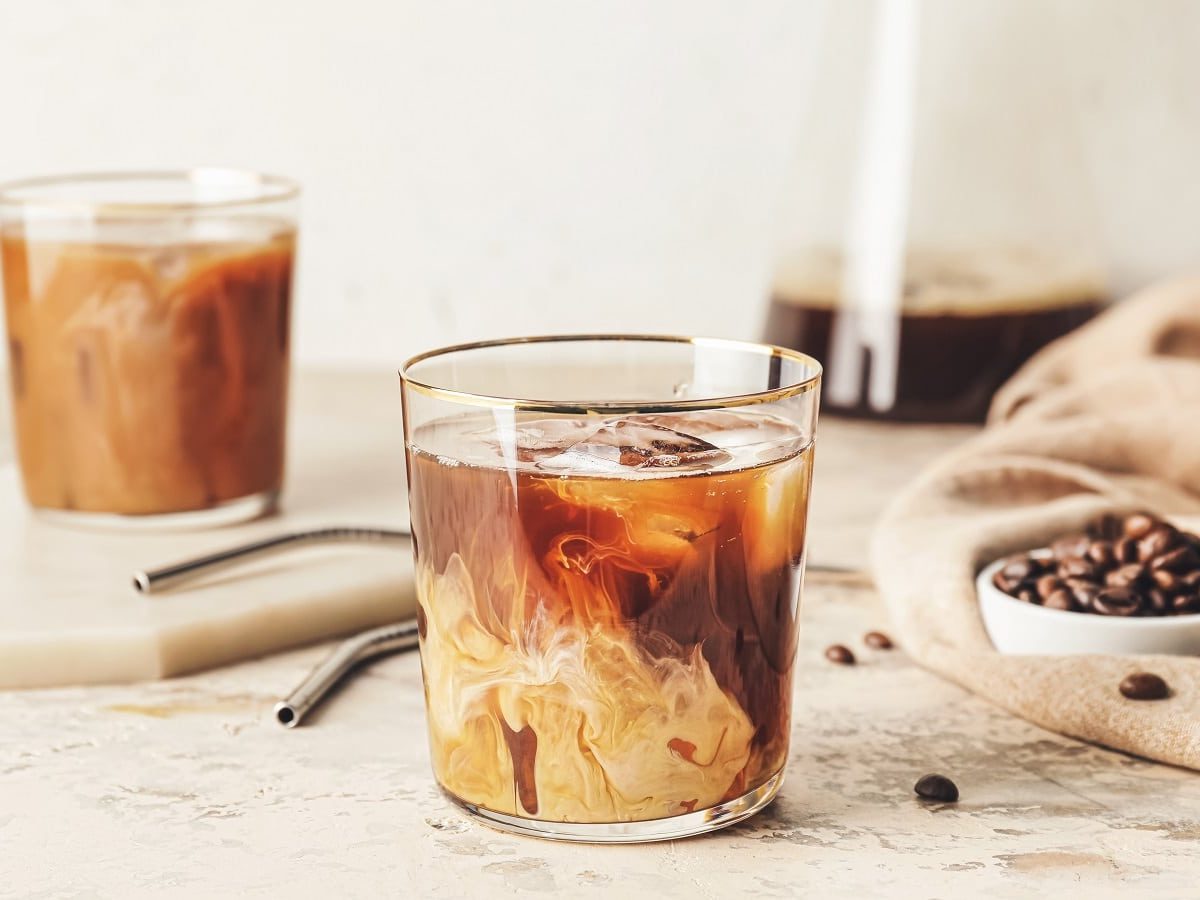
[764,1,1108,422]
[764,248,1103,422]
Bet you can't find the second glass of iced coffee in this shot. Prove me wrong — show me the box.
[0,169,298,526]
[401,335,821,841]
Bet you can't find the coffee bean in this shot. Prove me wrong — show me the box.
[1086,540,1116,569]
[1147,589,1170,615]
[1043,589,1076,612]
[1052,535,1091,559]
[1115,537,1139,564]
[1119,672,1169,701]
[864,631,893,650]
[1088,513,1124,540]
[993,519,1200,620]
[914,773,959,803]
[1138,527,1178,563]
[825,644,855,665]
[1093,587,1141,616]
[1151,569,1180,592]
[1152,546,1199,573]
[1066,578,1101,610]
[1105,563,1145,589]
[993,571,1020,594]
[1059,557,1097,580]
[1035,574,1065,600]
[1000,556,1036,583]
[1171,593,1199,614]
[1123,512,1157,540]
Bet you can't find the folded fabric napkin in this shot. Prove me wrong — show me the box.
[871,277,1200,769]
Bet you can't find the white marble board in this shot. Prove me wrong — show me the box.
[0,371,417,689]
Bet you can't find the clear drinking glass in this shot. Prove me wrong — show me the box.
[0,170,299,527]
[400,335,821,842]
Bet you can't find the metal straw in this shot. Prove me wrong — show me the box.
[273,620,421,728]
[132,526,410,594]
[132,525,859,730]
[132,526,419,729]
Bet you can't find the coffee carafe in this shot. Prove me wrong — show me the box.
[764,0,1106,422]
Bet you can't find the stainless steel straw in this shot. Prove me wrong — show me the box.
[132,526,410,594]
[133,525,418,728]
[272,620,421,727]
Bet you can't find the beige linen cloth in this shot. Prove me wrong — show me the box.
[870,277,1200,769]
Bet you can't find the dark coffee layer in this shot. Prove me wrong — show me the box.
[764,299,1100,422]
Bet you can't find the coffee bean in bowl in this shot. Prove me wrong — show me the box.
[978,513,1200,655]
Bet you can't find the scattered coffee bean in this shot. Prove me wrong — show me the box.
[825,644,855,665]
[914,773,959,803]
[1123,512,1157,540]
[1093,587,1141,617]
[1119,672,1169,701]
[864,631,893,650]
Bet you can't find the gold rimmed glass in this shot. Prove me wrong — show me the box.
[0,169,299,528]
[400,335,821,842]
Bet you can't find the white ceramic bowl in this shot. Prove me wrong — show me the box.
[977,555,1200,656]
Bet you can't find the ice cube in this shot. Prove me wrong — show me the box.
[636,411,766,448]
[639,411,806,464]
[476,418,596,463]
[536,417,733,475]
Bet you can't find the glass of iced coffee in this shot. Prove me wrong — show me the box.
[0,170,298,526]
[400,336,820,841]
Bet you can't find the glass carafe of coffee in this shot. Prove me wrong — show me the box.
[764,0,1105,422]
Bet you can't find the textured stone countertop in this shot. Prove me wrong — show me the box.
[4,372,1199,898]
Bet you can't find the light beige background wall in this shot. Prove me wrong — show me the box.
[0,0,1196,368]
